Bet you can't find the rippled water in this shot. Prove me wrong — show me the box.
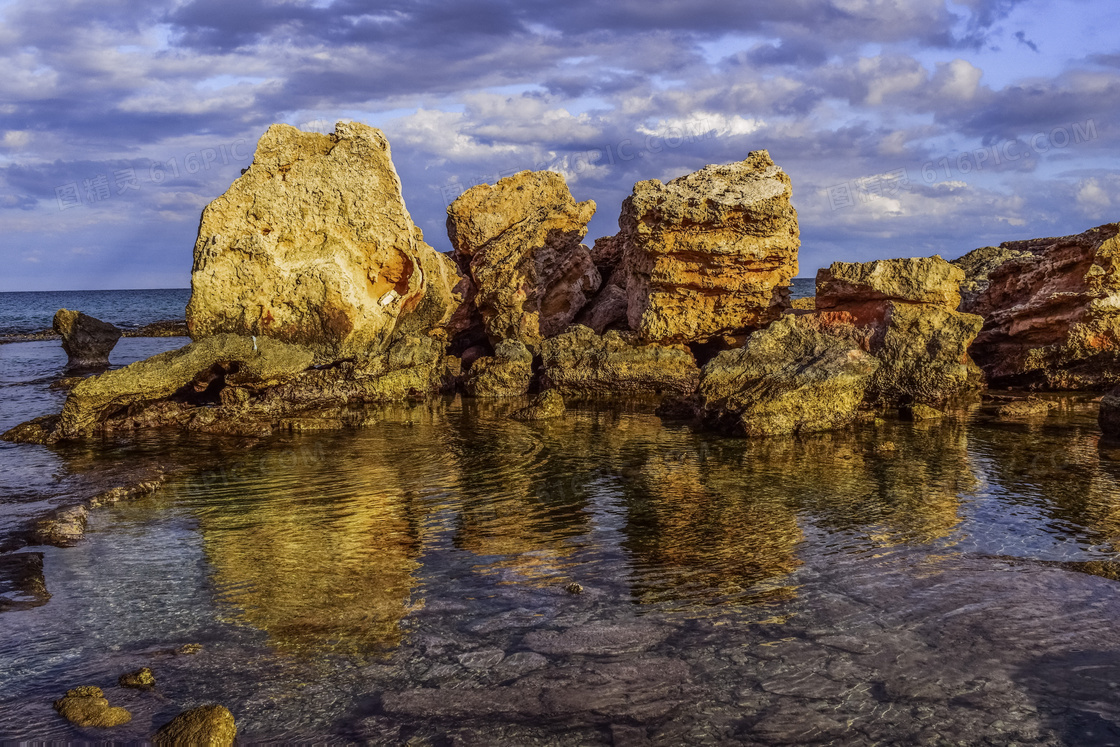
[4,338,1120,742]
[0,288,189,335]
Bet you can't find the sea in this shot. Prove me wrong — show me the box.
[3,286,1120,743]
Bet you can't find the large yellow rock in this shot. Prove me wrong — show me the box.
[447,170,599,350]
[614,151,800,344]
[187,121,460,361]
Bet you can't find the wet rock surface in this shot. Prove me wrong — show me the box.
[118,667,156,689]
[511,390,565,421]
[464,339,533,397]
[53,309,121,371]
[153,704,237,746]
[53,686,132,728]
[448,170,599,349]
[959,221,1120,389]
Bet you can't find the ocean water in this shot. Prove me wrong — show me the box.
[4,290,1120,744]
[0,289,190,335]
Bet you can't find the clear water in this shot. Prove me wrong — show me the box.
[3,293,1120,744]
[0,289,189,335]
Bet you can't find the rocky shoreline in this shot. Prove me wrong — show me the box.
[4,120,1120,446]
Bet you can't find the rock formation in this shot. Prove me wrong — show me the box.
[53,309,121,370]
[511,390,566,421]
[186,121,459,361]
[53,686,131,728]
[539,326,701,397]
[957,222,1120,389]
[447,170,599,350]
[814,256,983,405]
[463,339,534,397]
[695,314,879,436]
[153,705,237,746]
[602,151,799,344]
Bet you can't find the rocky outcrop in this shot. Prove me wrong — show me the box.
[609,151,799,344]
[539,326,700,396]
[951,245,1034,307]
[958,223,1120,389]
[53,686,131,728]
[695,314,879,436]
[53,309,121,370]
[511,390,565,421]
[187,121,460,361]
[448,170,599,350]
[814,256,983,406]
[154,705,237,746]
[463,340,533,397]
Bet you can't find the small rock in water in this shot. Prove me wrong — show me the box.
[997,398,1057,420]
[53,308,121,371]
[153,704,236,746]
[903,404,944,421]
[31,505,89,547]
[53,686,132,728]
[118,667,156,689]
[565,582,584,594]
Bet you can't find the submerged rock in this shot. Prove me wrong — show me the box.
[187,121,460,361]
[511,390,565,421]
[464,339,533,397]
[997,398,1058,420]
[448,170,599,349]
[539,325,700,396]
[0,552,50,612]
[611,150,799,344]
[153,704,236,746]
[118,667,156,689]
[697,314,879,436]
[31,505,89,547]
[959,222,1120,389]
[53,686,132,728]
[54,309,121,370]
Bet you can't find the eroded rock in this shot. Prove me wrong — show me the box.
[464,339,533,397]
[958,222,1120,389]
[153,704,236,746]
[612,151,799,344]
[53,686,132,728]
[187,121,460,361]
[539,325,700,396]
[54,309,121,370]
[448,170,599,349]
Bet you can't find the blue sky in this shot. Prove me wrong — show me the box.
[1,0,1118,290]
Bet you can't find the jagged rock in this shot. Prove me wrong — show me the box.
[539,325,700,396]
[448,170,599,349]
[53,309,121,370]
[187,121,460,361]
[958,222,1120,389]
[612,151,799,344]
[464,340,533,397]
[118,668,156,689]
[1101,389,1120,438]
[153,705,236,746]
[951,245,1034,307]
[53,686,132,728]
[511,390,565,421]
[0,553,50,612]
[696,314,879,436]
[812,257,983,405]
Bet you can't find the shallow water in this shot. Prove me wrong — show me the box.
[3,340,1120,743]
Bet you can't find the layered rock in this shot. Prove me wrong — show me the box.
[608,151,799,344]
[463,339,533,397]
[696,314,879,436]
[187,121,459,361]
[447,170,599,349]
[539,325,701,396]
[814,256,983,406]
[957,222,1120,389]
[53,309,121,370]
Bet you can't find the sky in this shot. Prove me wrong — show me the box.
[1,0,1119,291]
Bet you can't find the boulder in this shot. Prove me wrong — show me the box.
[612,150,799,344]
[813,256,983,406]
[539,325,700,396]
[187,121,460,361]
[53,686,131,728]
[447,170,599,349]
[53,309,121,370]
[118,668,156,689]
[511,390,566,421]
[1101,388,1120,438]
[153,705,236,746]
[958,222,1120,389]
[696,314,879,437]
[463,339,533,397]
